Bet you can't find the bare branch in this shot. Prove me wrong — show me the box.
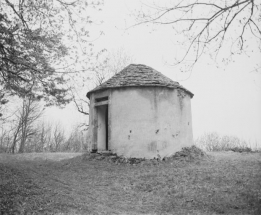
[133,0,260,71]
[72,95,89,115]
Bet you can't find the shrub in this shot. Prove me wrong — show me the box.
[195,132,254,152]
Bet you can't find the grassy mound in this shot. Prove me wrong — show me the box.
[1,150,260,214]
[81,145,206,165]
[167,145,207,161]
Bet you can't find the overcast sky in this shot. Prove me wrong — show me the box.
[46,0,261,147]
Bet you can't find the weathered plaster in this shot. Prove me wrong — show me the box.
[88,86,193,159]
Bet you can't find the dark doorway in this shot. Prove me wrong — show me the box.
[105,105,108,150]
[96,104,109,151]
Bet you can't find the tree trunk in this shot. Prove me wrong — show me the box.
[18,134,26,153]
[11,131,19,154]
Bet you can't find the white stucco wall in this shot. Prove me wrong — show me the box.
[88,87,193,158]
[109,87,193,158]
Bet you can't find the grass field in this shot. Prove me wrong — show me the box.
[0,151,261,214]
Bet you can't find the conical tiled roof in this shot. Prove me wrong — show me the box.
[86,64,193,98]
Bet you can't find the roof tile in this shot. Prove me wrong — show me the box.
[87,64,193,98]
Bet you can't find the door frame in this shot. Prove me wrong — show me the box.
[94,98,110,152]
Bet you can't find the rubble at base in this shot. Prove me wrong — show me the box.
[82,146,207,165]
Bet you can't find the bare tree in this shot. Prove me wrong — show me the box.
[0,124,12,152]
[10,118,22,153]
[38,122,52,152]
[71,48,134,121]
[9,96,43,153]
[106,48,134,76]
[91,48,134,86]
[134,0,261,72]
[0,92,14,151]
[25,121,53,152]
[52,123,65,152]
[63,125,86,151]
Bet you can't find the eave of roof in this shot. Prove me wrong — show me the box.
[86,64,194,99]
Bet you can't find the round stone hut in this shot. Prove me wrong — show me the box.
[86,64,194,159]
